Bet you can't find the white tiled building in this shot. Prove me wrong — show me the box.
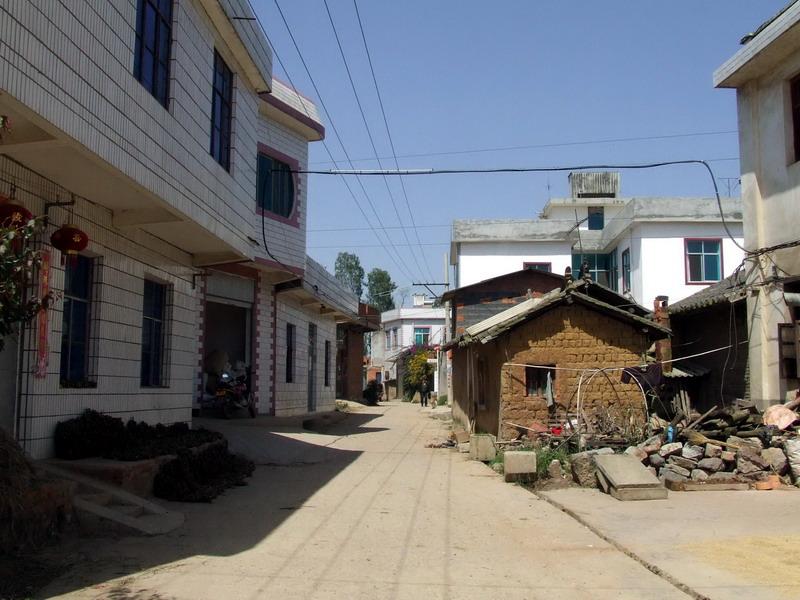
[0,0,357,457]
[715,4,800,408]
[450,173,745,309]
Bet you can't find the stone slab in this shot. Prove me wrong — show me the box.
[469,434,496,462]
[609,485,668,501]
[594,454,663,489]
[503,450,536,482]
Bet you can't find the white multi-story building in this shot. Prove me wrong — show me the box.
[367,295,446,396]
[715,4,800,408]
[450,172,745,309]
[0,0,358,457]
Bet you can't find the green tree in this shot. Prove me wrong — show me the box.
[334,251,364,299]
[0,216,53,352]
[403,348,434,399]
[366,268,396,312]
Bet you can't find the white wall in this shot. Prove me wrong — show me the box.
[274,297,337,416]
[457,241,572,286]
[734,50,800,405]
[633,222,745,308]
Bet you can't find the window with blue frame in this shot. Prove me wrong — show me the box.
[60,256,94,386]
[414,327,430,346]
[571,253,612,287]
[133,0,173,107]
[141,280,168,387]
[685,239,721,283]
[587,207,604,230]
[210,50,234,170]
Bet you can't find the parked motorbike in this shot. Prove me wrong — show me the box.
[201,364,257,419]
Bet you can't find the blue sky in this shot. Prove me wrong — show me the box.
[252,1,786,302]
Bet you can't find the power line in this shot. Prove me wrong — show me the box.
[310,242,449,249]
[294,159,740,176]
[268,0,418,283]
[352,0,435,282]
[320,0,432,282]
[297,159,745,253]
[310,130,740,165]
[309,223,450,232]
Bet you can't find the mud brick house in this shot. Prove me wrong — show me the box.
[445,277,670,440]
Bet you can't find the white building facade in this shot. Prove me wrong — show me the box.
[451,173,745,310]
[715,4,800,408]
[0,0,357,457]
[368,298,446,395]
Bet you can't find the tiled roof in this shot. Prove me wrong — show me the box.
[444,280,669,348]
[668,271,747,315]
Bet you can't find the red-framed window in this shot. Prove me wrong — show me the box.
[257,143,300,227]
[685,238,722,284]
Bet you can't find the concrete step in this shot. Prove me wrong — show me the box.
[110,503,145,518]
[76,492,112,506]
[38,462,184,536]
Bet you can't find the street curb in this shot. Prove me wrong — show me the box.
[534,490,709,600]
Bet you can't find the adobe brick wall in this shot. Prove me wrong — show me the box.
[452,303,654,440]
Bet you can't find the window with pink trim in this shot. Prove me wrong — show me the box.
[257,153,295,219]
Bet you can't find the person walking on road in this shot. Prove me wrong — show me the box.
[420,379,429,407]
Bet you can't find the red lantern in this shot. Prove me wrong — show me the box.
[0,201,33,229]
[50,224,89,266]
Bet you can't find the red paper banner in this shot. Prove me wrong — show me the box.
[35,251,50,378]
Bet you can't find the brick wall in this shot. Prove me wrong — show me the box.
[452,304,652,440]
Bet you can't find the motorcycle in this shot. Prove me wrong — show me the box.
[201,365,257,419]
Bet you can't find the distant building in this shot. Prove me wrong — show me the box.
[367,298,446,398]
[715,3,800,407]
[450,172,745,308]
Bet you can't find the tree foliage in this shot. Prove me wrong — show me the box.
[334,251,364,299]
[0,217,53,352]
[403,348,433,397]
[366,268,396,312]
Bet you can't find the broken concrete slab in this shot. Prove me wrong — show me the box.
[457,442,470,454]
[469,434,496,462]
[504,450,536,483]
[594,454,664,491]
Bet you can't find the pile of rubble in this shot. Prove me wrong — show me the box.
[616,401,800,490]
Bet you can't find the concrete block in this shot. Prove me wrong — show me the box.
[595,454,662,489]
[469,434,497,462]
[504,450,537,482]
[457,442,470,454]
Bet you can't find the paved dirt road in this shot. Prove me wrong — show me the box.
[43,402,687,599]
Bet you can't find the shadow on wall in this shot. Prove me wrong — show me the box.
[39,410,386,597]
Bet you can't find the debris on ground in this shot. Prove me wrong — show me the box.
[425,438,456,449]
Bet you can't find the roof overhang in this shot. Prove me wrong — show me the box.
[714,2,800,88]
[197,0,273,93]
[259,92,325,142]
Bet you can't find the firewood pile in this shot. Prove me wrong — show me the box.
[623,398,800,490]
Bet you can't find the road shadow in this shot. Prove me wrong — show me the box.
[36,410,386,598]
